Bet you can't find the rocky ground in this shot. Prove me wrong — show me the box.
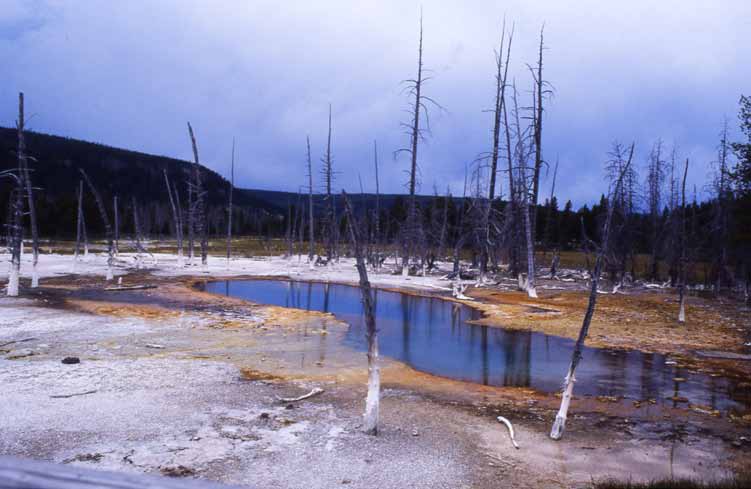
[1,252,750,488]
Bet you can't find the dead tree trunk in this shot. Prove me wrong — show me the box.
[373,140,381,267]
[678,158,689,323]
[342,191,380,435]
[113,195,119,255]
[306,136,315,267]
[550,146,632,440]
[530,26,546,238]
[173,182,184,262]
[17,93,40,287]
[74,180,84,264]
[131,197,148,267]
[187,180,194,264]
[322,105,337,263]
[398,11,434,276]
[227,139,235,267]
[187,122,208,266]
[79,169,114,280]
[164,170,183,266]
[543,157,558,256]
[512,86,537,298]
[2,171,23,296]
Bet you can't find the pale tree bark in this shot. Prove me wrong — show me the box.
[397,10,439,276]
[543,157,558,257]
[17,93,40,287]
[74,180,84,267]
[187,179,194,264]
[530,26,547,236]
[187,122,208,267]
[2,171,23,296]
[678,158,689,323]
[342,191,380,435]
[306,136,315,268]
[550,144,633,440]
[173,182,184,262]
[511,85,537,298]
[113,195,119,255]
[227,139,235,268]
[131,197,148,267]
[372,140,382,267]
[322,105,337,263]
[79,169,114,280]
[163,170,183,266]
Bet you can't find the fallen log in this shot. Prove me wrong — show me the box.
[104,285,157,291]
[497,416,520,449]
[50,390,97,399]
[276,387,323,403]
[0,337,36,348]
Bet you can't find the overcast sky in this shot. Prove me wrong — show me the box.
[1,1,749,207]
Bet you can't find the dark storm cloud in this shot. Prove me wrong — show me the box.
[1,0,749,207]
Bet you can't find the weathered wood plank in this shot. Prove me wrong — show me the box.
[0,456,248,489]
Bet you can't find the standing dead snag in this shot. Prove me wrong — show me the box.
[1,170,24,296]
[306,136,315,268]
[396,10,441,275]
[227,138,235,267]
[113,195,119,256]
[164,170,183,266]
[511,85,537,298]
[74,180,86,266]
[79,169,115,280]
[187,122,208,267]
[342,191,380,435]
[321,105,337,263]
[550,144,633,440]
[530,26,548,236]
[17,93,40,287]
[678,158,689,323]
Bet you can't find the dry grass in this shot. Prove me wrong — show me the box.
[468,288,748,357]
[593,475,751,489]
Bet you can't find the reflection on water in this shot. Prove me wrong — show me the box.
[203,279,749,413]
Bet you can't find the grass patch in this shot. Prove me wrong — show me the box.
[594,475,751,489]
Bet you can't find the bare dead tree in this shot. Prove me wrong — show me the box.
[173,182,184,260]
[74,180,85,264]
[79,168,114,280]
[488,20,511,202]
[306,136,315,267]
[712,122,732,295]
[396,10,441,275]
[678,158,689,322]
[646,139,665,280]
[187,122,208,266]
[164,170,183,266]
[131,197,149,266]
[321,105,338,263]
[511,84,537,298]
[227,138,235,267]
[550,146,633,440]
[372,140,382,267]
[542,157,558,256]
[342,190,380,435]
[187,177,194,264]
[2,170,23,296]
[113,195,120,255]
[529,26,549,235]
[17,93,40,287]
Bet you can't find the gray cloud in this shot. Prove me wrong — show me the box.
[1,0,749,207]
